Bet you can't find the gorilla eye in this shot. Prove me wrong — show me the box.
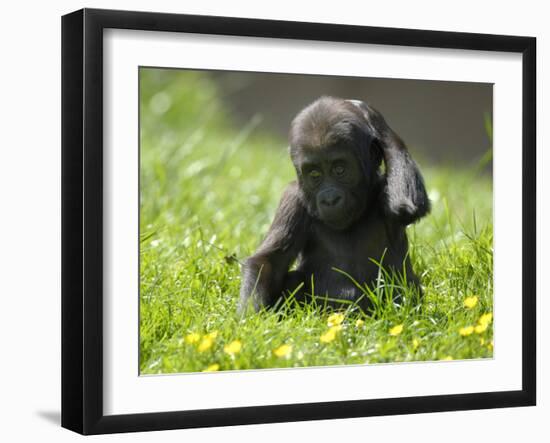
[308,169,322,179]
[333,164,346,176]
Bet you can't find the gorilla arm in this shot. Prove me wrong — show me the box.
[238,182,310,313]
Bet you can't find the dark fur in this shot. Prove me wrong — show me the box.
[238,97,430,313]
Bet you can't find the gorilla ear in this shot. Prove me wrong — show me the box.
[346,99,410,167]
[346,99,430,223]
[346,99,400,152]
[342,100,382,173]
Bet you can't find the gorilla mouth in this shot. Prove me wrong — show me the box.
[319,209,354,230]
[324,220,351,231]
[318,195,365,230]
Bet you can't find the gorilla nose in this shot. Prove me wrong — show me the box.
[320,192,343,208]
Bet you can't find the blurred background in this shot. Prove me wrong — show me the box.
[209,71,493,167]
[142,68,493,168]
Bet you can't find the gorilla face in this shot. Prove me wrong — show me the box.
[288,97,379,230]
[296,145,367,230]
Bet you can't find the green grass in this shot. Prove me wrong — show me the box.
[139,68,494,374]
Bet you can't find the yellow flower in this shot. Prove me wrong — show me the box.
[184,332,201,344]
[320,325,342,343]
[205,330,219,340]
[480,337,485,346]
[474,323,488,334]
[463,296,478,309]
[412,338,420,350]
[389,324,404,336]
[478,313,493,326]
[223,340,242,355]
[320,329,336,343]
[475,312,493,334]
[442,356,454,361]
[459,326,475,336]
[273,344,292,358]
[355,319,365,328]
[327,313,345,327]
[488,340,494,352]
[202,363,220,372]
[198,336,214,352]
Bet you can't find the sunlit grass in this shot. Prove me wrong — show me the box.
[139,68,493,374]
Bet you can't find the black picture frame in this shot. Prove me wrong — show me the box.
[61,8,536,435]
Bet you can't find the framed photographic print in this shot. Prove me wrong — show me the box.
[61,8,536,435]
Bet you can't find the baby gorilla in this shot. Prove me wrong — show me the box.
[238,96,430,313]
